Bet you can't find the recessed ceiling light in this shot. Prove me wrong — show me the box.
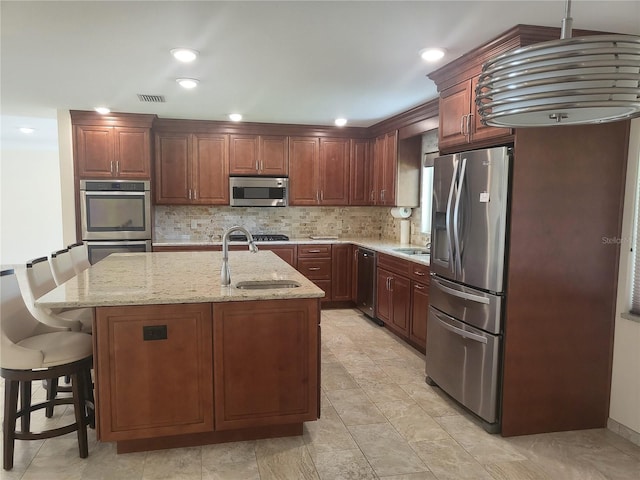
[19,127,35,134]
[94,107,111,114]
[228,113,243,122]
[334,118,347,127]
[176,78,199,89]
[170,48,199,63]
[419,48,446,62]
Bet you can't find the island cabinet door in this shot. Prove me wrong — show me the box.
[95,304,214,441]
[213,298,319,430]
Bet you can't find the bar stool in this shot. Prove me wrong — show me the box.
[1,269,93,471]
[50,248,76,285]
[68,242,91,274]
[25,257,93,334]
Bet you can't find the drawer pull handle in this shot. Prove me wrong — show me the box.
[308,267,321,271]
[414,271,426,276]
[307,249,321,253]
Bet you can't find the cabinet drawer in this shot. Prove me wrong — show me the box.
[410,263,430,282]
[298,244,332,258]
[378,253,412,277]
[297,258,331,280]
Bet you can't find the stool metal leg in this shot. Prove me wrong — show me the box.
[71,371,88,458]
[3,379,19,470]
[19,381,31,432]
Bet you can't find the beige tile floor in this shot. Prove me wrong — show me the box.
[2,308,639,479]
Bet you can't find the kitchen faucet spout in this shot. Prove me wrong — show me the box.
[221,226,258,286]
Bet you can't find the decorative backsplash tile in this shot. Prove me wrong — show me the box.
[155,205,430,246]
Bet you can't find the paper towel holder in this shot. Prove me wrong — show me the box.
[390,207,412,219]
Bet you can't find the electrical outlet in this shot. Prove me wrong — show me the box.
[190,220,198,229]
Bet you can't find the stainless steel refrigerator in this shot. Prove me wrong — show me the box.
[426,146,511,433]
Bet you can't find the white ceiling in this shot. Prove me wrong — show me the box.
[1,0,639,142]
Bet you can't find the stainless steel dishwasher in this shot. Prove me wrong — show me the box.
[356,247,381,324]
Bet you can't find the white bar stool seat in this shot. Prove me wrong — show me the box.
[1,269,93,471]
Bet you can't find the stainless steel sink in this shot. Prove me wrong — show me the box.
[235,280,301,289]
[393,248,430,256]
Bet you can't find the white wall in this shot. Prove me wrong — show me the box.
[0,116,64,266]
[609,117,640,444]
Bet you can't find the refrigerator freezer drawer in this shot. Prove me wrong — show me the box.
[430,275,503,334]
[426,306,501,424]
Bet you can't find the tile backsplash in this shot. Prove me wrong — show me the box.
[155,205,430,246]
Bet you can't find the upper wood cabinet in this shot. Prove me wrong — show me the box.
[289,137,350,206]
[229,134,288,176]
[155,132,229,205]
[372,131,398,206]
[438,76,511,150]
[349,138,374,206]
[74,123,152,179]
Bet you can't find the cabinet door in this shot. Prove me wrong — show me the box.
[229,134,259,175]
[260,135,289,176]
[289,137,319,205]
[75,125,114,178]
[95,304,214,441]
[192,134,229,205]
[331,244,352,301]
[470,76,512,144]
[410,281,429,351]
[349,139,373,205]
[372,135,385,205]
[389,274,411,337]
[213,299,319,430]
[376,267,392,324]
[318,137,350,205]
[113,127,151,178]
[438,81,471,150]
[262,245,297,267]
[155,133,190,204]
[381,131,397,205]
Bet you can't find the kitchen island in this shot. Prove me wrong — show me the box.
[37,251,324,453]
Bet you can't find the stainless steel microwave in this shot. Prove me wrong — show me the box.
[229,177,288,207]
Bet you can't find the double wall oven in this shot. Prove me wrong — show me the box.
[79,180,152,264]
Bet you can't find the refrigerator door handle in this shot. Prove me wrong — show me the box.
[432,277,490,305]
[446,157,458,275]
[433,310,488,344]
[453,157,467,278]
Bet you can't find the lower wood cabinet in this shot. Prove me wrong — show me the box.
[94,298,320,443]
[331,244,352,301]
[95,304,214,441]
[212,299,319,430]
[376,267,411,337]
[375,253,430,351]
[297,244,332,302]
[410,281,429,351]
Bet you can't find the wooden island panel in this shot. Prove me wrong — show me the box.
[213,299,319,430]
[95,304,214,442]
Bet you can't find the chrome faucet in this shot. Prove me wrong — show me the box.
[221,226,258,286]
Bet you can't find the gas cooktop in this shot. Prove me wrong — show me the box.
[228,234,289,242]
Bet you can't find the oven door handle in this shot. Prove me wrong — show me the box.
[432,277,490,305]
[433,311,488,344]
[83,191,147,196]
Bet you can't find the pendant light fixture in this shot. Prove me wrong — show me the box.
[476,0,640,127]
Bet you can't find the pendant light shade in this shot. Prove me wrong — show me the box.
[476,1,640,127]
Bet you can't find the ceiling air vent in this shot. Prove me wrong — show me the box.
[137,94,166,103]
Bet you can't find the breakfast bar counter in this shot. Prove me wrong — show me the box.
[37,251,324,453]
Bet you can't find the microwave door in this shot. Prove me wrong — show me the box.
[455,147,510,293]
[431,154,458,281]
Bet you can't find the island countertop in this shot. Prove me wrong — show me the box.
[36,250,324,309]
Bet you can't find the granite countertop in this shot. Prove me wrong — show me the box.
[36,250,324,309]
[153,237,431,266]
